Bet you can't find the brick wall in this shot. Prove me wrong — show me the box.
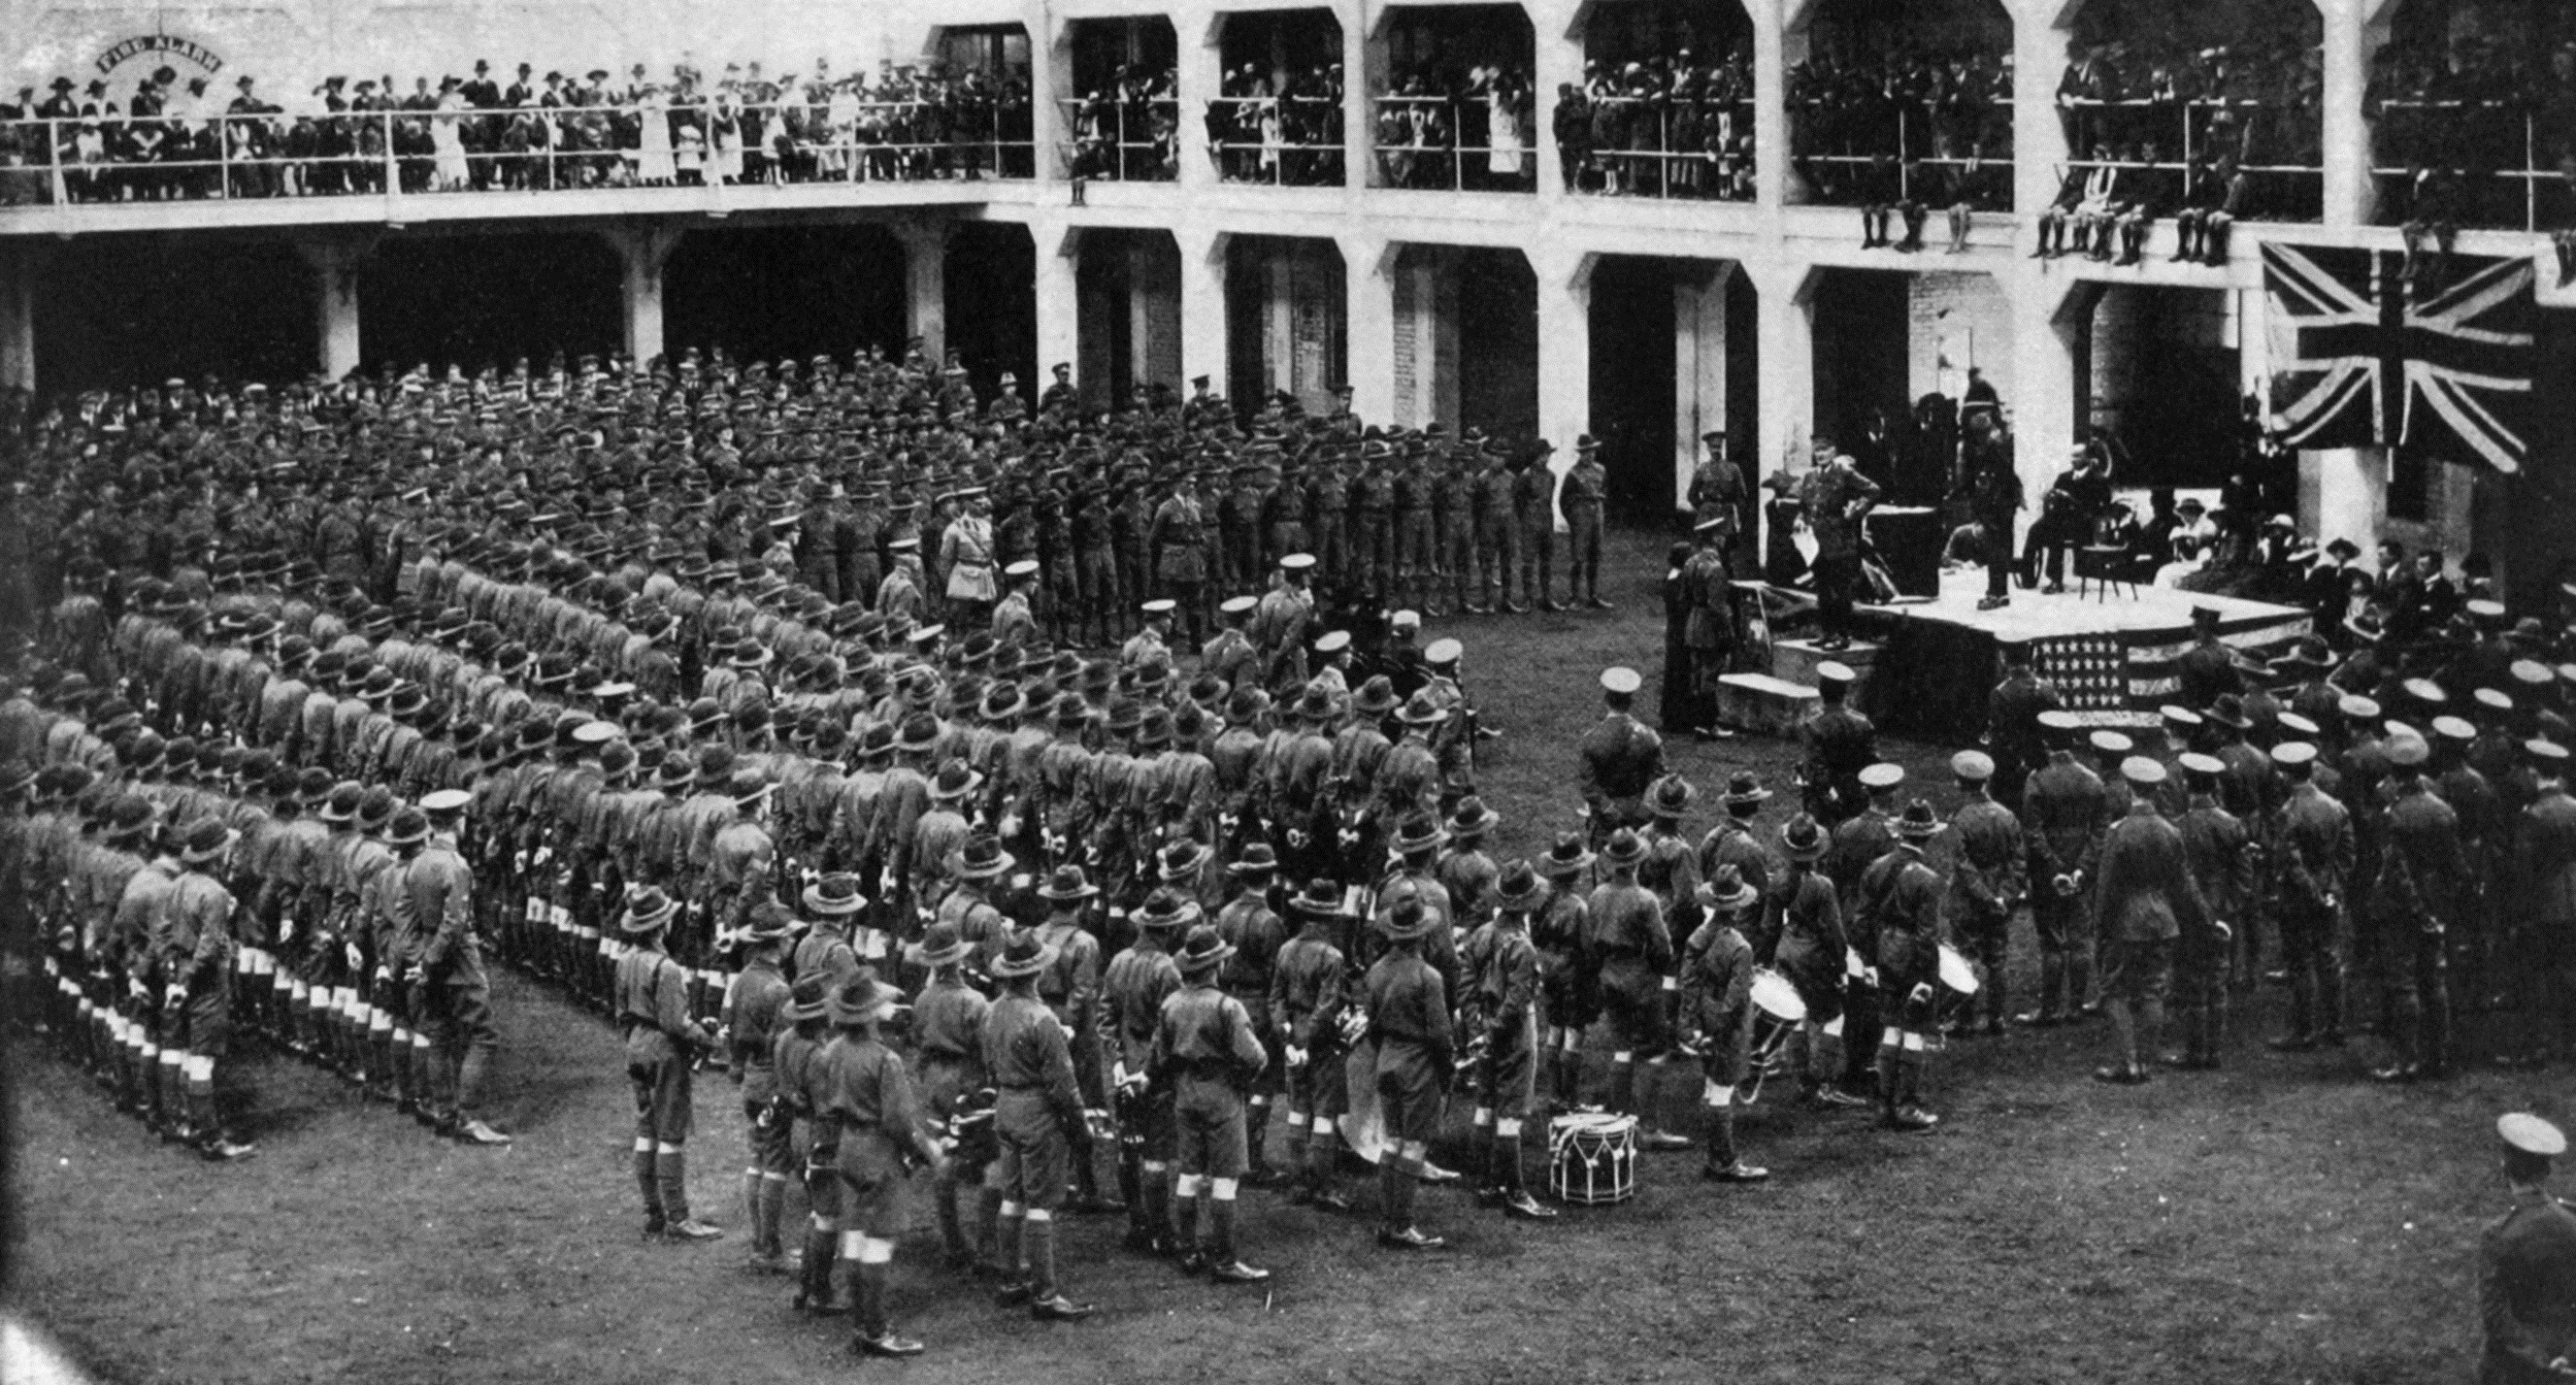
[1905,271,2010,410]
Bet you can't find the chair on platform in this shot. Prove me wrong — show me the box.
[2074,544,2153,601]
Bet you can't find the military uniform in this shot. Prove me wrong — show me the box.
[1561,451,1609,608]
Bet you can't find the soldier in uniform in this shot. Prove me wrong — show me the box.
[1471,442,1523,614]
[1680,866,1767,1183]
[1271,877,1354,1211]
[1105,889,1190,1256]
[1799,447,1881,652]
[2374,732,2468,1082]
[726,907,796,1270]
[1383,443,1426,613]
[1202,596,1261,694]
[981,930,1099,1321]
[992,560,1040,649]
[2091,758,2202,1085]
[1513,446,1561,612]
[2171,752,2254,1071]
[1585,828,1692,1151]
[816,969,948,1358]
[612,886,723,1240]
[2021,710,2105,1028]
[1855,800,1946,1130]
[1944,750,2023,1035]
[400,789,511,1144]
[2477,1112,2576,1385]
[1987,643,2063,809]
[1212,841,1287,1183]
[2509,742,2576,1068]
[162,819,257,1161]
[1799,662,1875,825]
[1366,893,1453,1250]
[2270,739,2356,1053]
[907,920,997,1272]
[1577,667,1666,848]
[1461,859,1556,1218]
[1029,864,1117,1212]
[1436,445,1479,615]
[1148,480,1211,648]
[1680,518,1735,741]
[1151,923,1271,1281]
[1558,438,1612,610]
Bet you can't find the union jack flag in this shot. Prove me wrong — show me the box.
[2262,244,2536,474]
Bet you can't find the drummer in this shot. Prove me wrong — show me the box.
[1681,866,1768,1183]
[1767,813,1864,1110]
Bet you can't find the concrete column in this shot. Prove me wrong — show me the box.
[1178,6,1224,189]
[1748,260,1819,489]
[894,221,952,362]
[1264,251,1296,397]
[1033,220,1082,388]
[1175,228,1231,398]
[2006,265,2092,547]
[1673,263,1734,515]
[1033,2,1072,179]
[1428,253,1461,433]
[2012,0,2073,236]
[1338,233,1397,425]
[293,238,372,381]
[1534,249,1595,508]
[1533,0,1585,202]
[0,244,47,393]
[2320,0,2388,227]
[603,224,686,370]
[1753,0,1796,210]
[1347,9,1384,188]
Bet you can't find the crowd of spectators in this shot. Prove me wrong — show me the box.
[1374,64,1536,193]
[2054,33,2324,225]
[1790,42,2009,232]
[0,59,1038,205]
[1556,51,1755,202]
[1207,64,1344,187]
[1064,67,1177,181]
[2367,35,2576,240]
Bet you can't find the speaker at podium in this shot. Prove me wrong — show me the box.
[1865,507,1941,600]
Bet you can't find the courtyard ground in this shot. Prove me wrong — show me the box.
[3,526,2556,1384]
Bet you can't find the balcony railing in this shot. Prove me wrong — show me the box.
[2368,102,2572,234]
[1205,95,1345,187]
[0,101,1038,207]
[1058,97,1177,181]
[1790,101,2012,210]
[2050,96,2322,222]
[1566,95,1760,201]
[1371,94,1537,193]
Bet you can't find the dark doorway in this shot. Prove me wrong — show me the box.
[948,222,1036,409]
[1588,257,1679,523]
[1076,232,1136,412]
[1455,247,1536,442]
[34,236,313,391]
[361,233,620,374]
[2087,285,2238,488]
[1810,269,1910,453]
[663,224,906,369]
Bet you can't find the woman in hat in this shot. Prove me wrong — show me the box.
[906,920,997,1273]
[1364,894,1452,1250]
[1769,813,1864,1108]
[612,886,724,1239]
[1681,866,1768,1183]
[1151,923,1272,1282]
[1463,861,1558,1221]
[980,931,1099,1320]
[814,969,948,1358]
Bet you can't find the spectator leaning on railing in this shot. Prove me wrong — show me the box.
[0,57,1038,205]
[1208,64,1343,187]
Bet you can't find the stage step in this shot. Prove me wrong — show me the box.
[1771,638,1881,699]
[1717,673,1821,737]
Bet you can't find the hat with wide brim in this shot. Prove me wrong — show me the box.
[802,874,868,916]
[906,922,972,968]
[989,934,1062,980]
[621,889,679,934]
[828,972,904,1029]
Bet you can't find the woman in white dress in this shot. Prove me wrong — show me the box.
[1488,75,1526,180]
[430,79,472,190]
[635,83,676,185]
[710,87,743,183]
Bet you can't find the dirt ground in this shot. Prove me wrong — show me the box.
[3,526,2557,1385]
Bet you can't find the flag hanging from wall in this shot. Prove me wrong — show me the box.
[2262,244,2536,473]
